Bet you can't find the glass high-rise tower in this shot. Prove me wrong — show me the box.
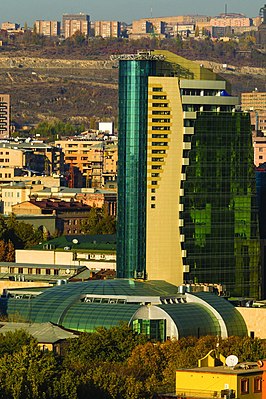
[116,50,261,298]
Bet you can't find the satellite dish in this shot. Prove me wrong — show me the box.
[226,355,238,367]
[72,239,79,244]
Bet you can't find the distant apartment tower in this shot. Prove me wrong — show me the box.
[132,20,153,35]
[35,20,60,36]
[242,90,266,165]
[62,13,90,38]
[0,95,10,138]
[94,21,121,38]
[241,91,266,112]
[132,19,165,35]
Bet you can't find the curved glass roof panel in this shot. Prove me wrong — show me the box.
[189,292,247,337]
[62,303,140,332]
[6,280,178,325]
[159,303,220,338]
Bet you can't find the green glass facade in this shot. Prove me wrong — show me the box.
[1,280,247,337]
[116,51,261,298]
[117,60,156,279]
[182,112,261,297]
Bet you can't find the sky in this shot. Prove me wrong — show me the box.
[0,0,264,26]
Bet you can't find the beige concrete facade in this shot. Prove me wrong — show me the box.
[146,77,184,286]
[35,20,60,36]
[237,307,266,339]
[55,139,117,187]
[64,19,89,38]
[253,135,266,166]
[16,249,116,270]
[1,22,19,30]
[0,281,50,295]
[210,16,251,27]
[94,21,121,38]
[2,185,33,215]
[241,92,266,112]
[0,147,23,168]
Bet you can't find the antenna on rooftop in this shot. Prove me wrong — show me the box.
[225,3,228,16]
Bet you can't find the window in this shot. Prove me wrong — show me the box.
[152,118,170,123]
[152,142,168,146]
[151,204,155,208]
[151,157,164,162]
[54,269,59,276]
[152,95,167,100]
[152,103,168,108]
[254,377,262,393]
[36,268,41,275]
[151,196,156,201]
[28,268,33,274]
[240,378,249,394]
[152,150,166,154]
[10,267,14,273]
[18,268,23,274]
[152,126,170,130]
[259,156,263,159]
[46,269,51,275]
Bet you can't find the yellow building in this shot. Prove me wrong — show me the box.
[176,352,263,399]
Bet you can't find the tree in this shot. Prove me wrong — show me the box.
[0,342,59,399]
[5,240,15,262]
[0,329,36,357]
[63,324,148,374]
[81,206,116,235]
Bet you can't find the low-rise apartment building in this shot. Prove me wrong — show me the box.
[15,234,116,271]
[28,186,117,215]
[1,22,20,31]
[0,142,63,176]
[12,199,92,235]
